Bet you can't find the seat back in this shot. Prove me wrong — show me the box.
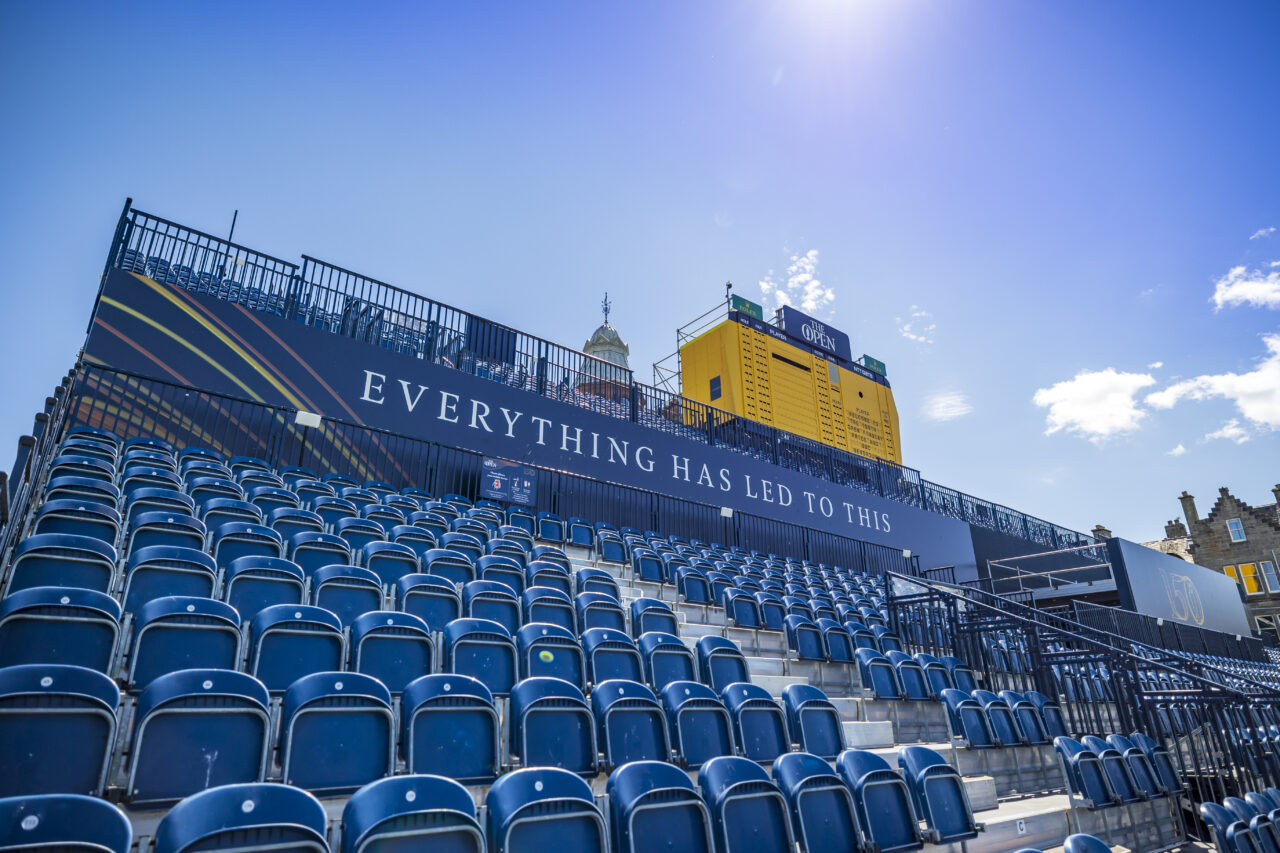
[782,683,845,760]
[341,774,483,853]
[350,610,434,693]
[772,752,861,853]
[154,783,328,853]
[401,674,499,783]
[280,671,394,794]
[660,681,736,769]
[607,760,713,853]
[698,756,795,853]
[486,767,605,853]
[248,604,345,691]
[0,794,132,852]
[444,618,517,696]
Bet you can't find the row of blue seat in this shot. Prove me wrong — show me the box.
[3,658,853,803]
[1201,787,1280,852]
[1,743,989,853]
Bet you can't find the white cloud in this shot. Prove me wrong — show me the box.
[1148,361,1163,369]
[1145,334,1280,430]
[1211,264,1280,310]
[1205,419,1250,444]
[896,305,937,345]
[758,249,834,315]
[1032,368,1157,443]
[922,391,973,422]
[1167,443,1187,457]
[1250,226,1276,240]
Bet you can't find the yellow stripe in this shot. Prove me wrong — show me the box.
[134,276,308,411]
[101,296,265,402]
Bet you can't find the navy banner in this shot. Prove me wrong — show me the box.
[83,270,980,574]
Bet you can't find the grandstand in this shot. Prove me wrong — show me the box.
[2,200,1277,851]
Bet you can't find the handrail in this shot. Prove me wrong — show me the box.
[887,571,1280,699]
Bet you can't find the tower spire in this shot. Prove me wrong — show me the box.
[601,292,611,325]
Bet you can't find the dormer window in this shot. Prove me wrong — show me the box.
[1226,518,1246,543]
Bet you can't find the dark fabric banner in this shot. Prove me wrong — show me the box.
[84,270,981,575]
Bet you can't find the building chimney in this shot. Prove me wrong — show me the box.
[1272,483,1280,507]
[1179,491,1198,526]
[1092,524,1112,540]
[1165,518,1188,538]
[1219,486,1231,499]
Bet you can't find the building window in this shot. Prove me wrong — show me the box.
[709,376,721,401]
[1227,518,1246,542]
[1257,615,1280,645]
[1225,564,1262,595]
[1263,561,1280,594]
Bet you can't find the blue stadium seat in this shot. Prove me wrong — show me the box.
[633,548,663,583]
[818,618,856,663]
[566,517,594,548]
[941,689,999,749]
[698,755,795,853]
[312,496,358,529]
[120,545,218,613]
[836,749,923,852]
[0,586,120,671]
[0,664,118,796]
[267,506,325,540]
[361,540,418,586]
[772,751,861,853]
[576,590,626,632]
[1081,735,1144,804]
[486,767,605,853]
[722,588,763,629]
[123,487,194,527]
[1054,736,1117,808]
[517,622,584,688]
[639,630,697,691]
[288,532,353,578]
[33,499,120,544]
[1130,731,1182,794]
[526,560,572,595]
[509,677,597,776]
[336,516,384,555]
[596,531,627,564]
[505,507,535,534]
[312,564,383,627]
[631,597,679,637]
[5,533,117,597]
[0,794,132,852]
[1001,690,1050,745]
[477,554,525,597]
[786,615,827,661]
[390,524,437,561]
[210,522,282,570]
[522,585,575,632]
[898,745,980,843]
[127,668,271,805]
[341,774,484,853]
[440,532,484,563]
[582,627,644,685]
[425,548,476,585]
[350,610,434,693]
[942,655,979,693]
[782,683,845,760]
[224,556,306,619]
[401,674,499,782]
[1029,690,1069,739]
[661,680,736,768]
[723,681,790,763]
[128,596,241,688]
[200,497,261,531]
[856,648,905,700]
[247,604,345,691]
[535,512,566,543]
[678,567,714,604]
[397,573,461,628]
[47,453,116,484]
[973,689,1025,746]
[884,650,930,700]
[360,503,405,535]
[280,671,394,794]
[872,625,903,653]
[123,511,206,556]
[1063,835,1113,853]
[607,760,714,853]
[153,782,328,853]
[756,592,787,631]
[1202,802,1259,853]
[696,635,749,692]
[443,617,516,696]
[591,678,671,769]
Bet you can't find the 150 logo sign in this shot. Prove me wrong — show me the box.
[1160,568,1205,626]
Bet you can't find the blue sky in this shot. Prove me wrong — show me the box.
[1,0,1277,541]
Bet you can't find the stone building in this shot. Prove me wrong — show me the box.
[1177,485,1280,642]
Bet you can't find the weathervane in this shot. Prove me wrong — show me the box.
[601,292,611,325]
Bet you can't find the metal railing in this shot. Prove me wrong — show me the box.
[98,200,1096,550]
[886,571,1280,815]
[1072,599,1267,663]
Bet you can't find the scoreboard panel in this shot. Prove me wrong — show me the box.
[679,313,902,465]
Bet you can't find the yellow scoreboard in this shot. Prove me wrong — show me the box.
[680,312,902,465]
